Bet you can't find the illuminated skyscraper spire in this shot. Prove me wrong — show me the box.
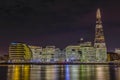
[94,8,107,62]
[96,8,102,24]
[96,8,101,19]
[94,8,106,48]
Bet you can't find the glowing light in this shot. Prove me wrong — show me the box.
[96,8,101,19]
[23,65,30,80]
[65,65,70,80]
[12,65,20,80]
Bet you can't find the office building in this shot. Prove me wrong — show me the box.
[28,46,42,62]
[94,8,107,62]
[42,46,56,62]
[65,45,81,62]
[115,48,120,54]
[80,42,96,62]
[9,42,32,62]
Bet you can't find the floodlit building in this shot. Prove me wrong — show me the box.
[65,42,96,62]
[54,48,65,62]
[65,45,81,62]
[42,46,56,62]
[9,42,32,62]
[94,8,107,62]
[80,42,92,47]
[107,52,120,61]
[28,46,42,62]
[80,42,96,62]
[115,48,120,54]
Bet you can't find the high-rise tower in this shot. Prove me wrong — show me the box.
[94,8,107,62]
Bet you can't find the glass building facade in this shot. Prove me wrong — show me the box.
[9,42,32,62]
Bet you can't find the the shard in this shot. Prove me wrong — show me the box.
[94,8,107,62]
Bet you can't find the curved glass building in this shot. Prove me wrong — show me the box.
[9,42,32,62]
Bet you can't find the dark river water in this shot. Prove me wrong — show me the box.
[0,65,120,80]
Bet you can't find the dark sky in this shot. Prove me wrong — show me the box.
[0,0,120,54]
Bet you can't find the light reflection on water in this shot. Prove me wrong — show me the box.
[0,65,120,80]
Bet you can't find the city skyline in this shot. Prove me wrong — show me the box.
[0,0,120,54]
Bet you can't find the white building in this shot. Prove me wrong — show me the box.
[80,42,96,62]
[115,48,120,54]
[42,46,56,62]
[65,45,81,62]
[29,46,42,62]
[65,42,96,62]
[81,47,96,62]
[54,48,65,62]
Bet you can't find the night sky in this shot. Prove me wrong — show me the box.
[0,0,120,54]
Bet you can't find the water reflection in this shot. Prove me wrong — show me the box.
[66,65,96,80]
[8,65,30,80]
[115,66,120,80]
[65,65,70,80]
[30,65,41,80]
[95,65,109,80]
[109,65,120,80]
[0,64,118,80]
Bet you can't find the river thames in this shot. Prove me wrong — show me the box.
[0,65,120,80]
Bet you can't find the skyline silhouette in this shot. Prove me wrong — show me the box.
[0,0,120,54]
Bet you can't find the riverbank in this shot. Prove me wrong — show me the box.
[0,62,120,65]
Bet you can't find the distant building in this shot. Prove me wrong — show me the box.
[28,46,42,62]
[65,42,96,62]
[65,45,81,62]
[9,42,32,62]
[42,46,56,62]
[54,48,65,62]
[80,42,92,47]
[80,42,96,62]
[115,48,120,54]
[107,52,120,61]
